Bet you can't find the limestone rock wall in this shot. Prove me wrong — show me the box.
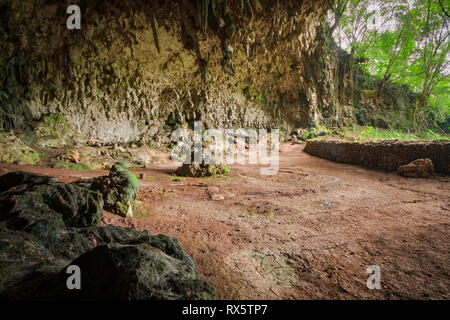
[0,0,416,143]
[0,0,332,142]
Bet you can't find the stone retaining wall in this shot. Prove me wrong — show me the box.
[304,140,450,174]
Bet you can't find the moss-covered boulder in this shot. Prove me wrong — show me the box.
[89,162,139,217]
[0,171,103,230]
[39,233,214,299]
[175,162,229,178]
[0,171,104,290]
[289,126,332,142]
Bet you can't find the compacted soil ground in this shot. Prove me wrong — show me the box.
[1,143,448,299]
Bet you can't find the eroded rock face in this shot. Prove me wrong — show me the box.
[89,162,139,217]
[398,158,434,178]
[0,0,343,143]
[0,171,214,299]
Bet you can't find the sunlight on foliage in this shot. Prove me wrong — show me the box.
[331,0,449,131]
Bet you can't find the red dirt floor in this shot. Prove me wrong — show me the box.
[1,143,449,299]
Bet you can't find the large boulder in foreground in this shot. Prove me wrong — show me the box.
[42,234,214,299]
[89,162,139,217]
[0,171,103,229]
[398,158,434,178]
[0,171,214,300]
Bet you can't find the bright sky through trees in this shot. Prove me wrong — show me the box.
[329,0,449,130]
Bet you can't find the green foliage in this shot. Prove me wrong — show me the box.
[56,161,90,170]
[427,79,450,128]
[333,0,449,129]
[170,176,185,181]
[419,129,448,140]
[335,125,448,141]
[242,86,267,108]
[360,125,418,140]
[297,126,332,141]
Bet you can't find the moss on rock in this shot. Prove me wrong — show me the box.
[35,113,69,138]
[0,132,41,165]
[89,162,139,217]
[175,162,229,178]
[33,113,71,148]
